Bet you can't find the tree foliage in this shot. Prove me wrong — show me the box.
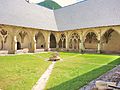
[37,0,62,10]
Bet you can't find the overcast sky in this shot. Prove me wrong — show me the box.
[30,0,84,6]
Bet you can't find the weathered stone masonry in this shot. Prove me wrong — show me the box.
[0,24,120,54]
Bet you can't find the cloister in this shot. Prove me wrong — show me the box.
[0,24,120,54]
[0,0,120,54]
[0,1,120,90]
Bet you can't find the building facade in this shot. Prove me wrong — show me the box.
[0,0,120,54]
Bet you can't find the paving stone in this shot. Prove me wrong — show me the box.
[80,65,120,90]
[32,62,56,90]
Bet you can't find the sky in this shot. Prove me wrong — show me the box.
[29,0,84,6]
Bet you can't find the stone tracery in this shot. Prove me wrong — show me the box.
[0,29,8,50]
[19,31,27,43]
[58,33,66,48]
[84,32,98,50]
[69,33,80,50]
[101,29,120,53]
[0,25,120,54]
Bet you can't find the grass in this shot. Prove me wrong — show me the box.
[45,52,120,90]
[0,52,119,90]
[0,53,51,90]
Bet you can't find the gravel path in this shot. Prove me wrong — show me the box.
[32,62,56,90]
[80,65,120,90]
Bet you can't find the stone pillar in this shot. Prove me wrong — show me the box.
[8,35,17,54]
[56,38,59,49]
[97,30,101,53]
[79,41,82,52]
[29,35,36,53]
[56,42,59,48]
[56,33,60,50]
[97,40,101,53]
[65,32,69,51]
[66,36,68,51]
[79,31,85,53]
[80,39,84,53]
[45,32,50,51]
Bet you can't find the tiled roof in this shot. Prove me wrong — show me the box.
[0,0,58,31]
[0,0,120,31]
[54,0,120,31]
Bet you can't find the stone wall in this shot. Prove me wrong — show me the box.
[0,24,120,54]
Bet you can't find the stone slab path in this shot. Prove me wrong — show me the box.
[32,61,56,90]
[80,65,120,90]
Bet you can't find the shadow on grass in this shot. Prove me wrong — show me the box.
[47,58,120,90]
[60,51,120,56]
[60,51,81,54]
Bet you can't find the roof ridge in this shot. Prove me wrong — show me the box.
[54,0,88,11]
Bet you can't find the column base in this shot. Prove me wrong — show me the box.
[44,48,50,51]
[28,50,36,53]
[97,50,101,54]
[66,48,69,52]
[79,49,84,54]
[8,50,16,54]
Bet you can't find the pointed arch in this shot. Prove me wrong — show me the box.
[84,32,98,50]
[16,30,30,51]
[0,29,8,50]
[69,32,80,51]
[101,29,120,53]
[50,33,56,48]
[58,33,66,48]
[35,31,45,49]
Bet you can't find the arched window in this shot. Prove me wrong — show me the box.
[69,33,80,50]
[102,29,114,44]
[58,34,66,48]
[84,32,98,49]
[0,29,8,50]
[101,29,120,52]
[35,32,45,49]
[17,31,29,50]
[85,32,97,43]
[50,33,56,48]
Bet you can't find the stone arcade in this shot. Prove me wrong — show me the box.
[0,0,120,54]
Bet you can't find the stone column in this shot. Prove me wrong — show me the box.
[79,31,85,53]
[56,33,60,51]
[8,35,17,54]
[97,30,101,53]
[29,35,36,53]
[80,39,85,53]
[66,37,68,51]
[97,40,101,53]
[65,32,69,51]
[56,42,59,49]
[45,32,50,51]
[56,39,59,49]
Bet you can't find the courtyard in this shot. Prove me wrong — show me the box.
[0,52,119,90]
[0,0,120,90]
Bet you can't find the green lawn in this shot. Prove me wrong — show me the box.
[0,52,119,90]
[45,52,120,90]
[0,53,51,90]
